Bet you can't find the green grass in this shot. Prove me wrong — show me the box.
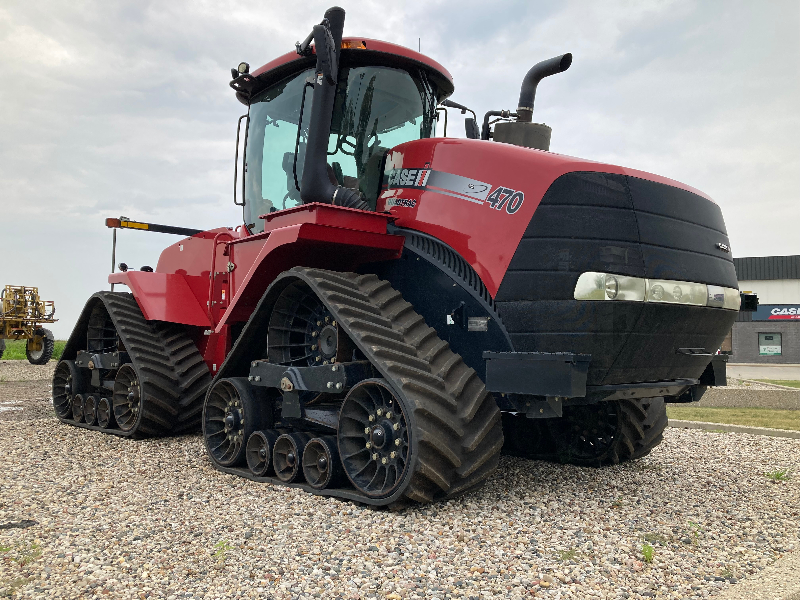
[752,379,800,389]
[556,548,578,561]
[0,339,65,361]
[666,406,800,431]
[765,468,791,482]
[641,543,654,563]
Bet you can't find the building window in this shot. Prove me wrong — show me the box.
[758,332,782,356]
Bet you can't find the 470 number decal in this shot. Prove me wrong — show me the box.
[485,187,524,214]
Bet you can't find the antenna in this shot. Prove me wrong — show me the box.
[418,38,420,52]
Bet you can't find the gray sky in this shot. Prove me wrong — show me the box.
[1,0,798,338]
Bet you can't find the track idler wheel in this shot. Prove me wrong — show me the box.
[246,430,282,477]
[302,436,343,490]
[337,380,410,499]
[113,365,142,432]
[273,432,311,483]
[203,378,270,467]
[52,360,85,419]
[96,397,115,429]
[84,395,98,426]
[71,394,86,423]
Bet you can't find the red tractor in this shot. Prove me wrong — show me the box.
[53,7,738,506]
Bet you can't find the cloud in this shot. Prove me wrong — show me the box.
[0,0,798,338]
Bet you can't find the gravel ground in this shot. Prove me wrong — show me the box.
[1,364,799,599]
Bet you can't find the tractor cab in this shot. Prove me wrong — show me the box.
[233,35,453,233]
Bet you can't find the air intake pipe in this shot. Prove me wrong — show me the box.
[300,7,369,210]
[515,53,572,123]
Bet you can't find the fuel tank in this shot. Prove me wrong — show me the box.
[378,138,739,385]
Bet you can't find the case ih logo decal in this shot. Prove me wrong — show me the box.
[385,168,524,214]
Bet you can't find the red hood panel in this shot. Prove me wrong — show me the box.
[378,138,714,297]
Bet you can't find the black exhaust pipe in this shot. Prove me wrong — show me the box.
[515,53,572,123]
[300,7,369,210]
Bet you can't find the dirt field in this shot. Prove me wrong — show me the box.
[1,362,799,600]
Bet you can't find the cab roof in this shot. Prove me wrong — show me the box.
[232,37,454,105]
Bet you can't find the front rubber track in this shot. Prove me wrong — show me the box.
[502,397,668,466]
[54,292,211,437]
[210,268,504,506]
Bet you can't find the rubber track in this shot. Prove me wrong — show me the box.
[295,268,504,504]
[501,397,668,466]
[56,292,210,437]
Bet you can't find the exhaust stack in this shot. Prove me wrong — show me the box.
[492,53,572,152]
[516,53,572,122]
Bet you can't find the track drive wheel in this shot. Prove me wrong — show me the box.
[53,360,86,419]
[267,281,353,367]
[203,378,270,467]
[303,436,343,490]
[246,429,281,477]
[273,432,311,483]
[96,397,115,429]
[548,397,668,466]
[26,328,54,365]
[338,380,410,499]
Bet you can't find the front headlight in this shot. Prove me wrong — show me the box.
[574,272,739,310]
[574,273,646,302]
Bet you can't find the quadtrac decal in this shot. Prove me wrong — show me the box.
[385,198,417,208]
[384,168,524,215]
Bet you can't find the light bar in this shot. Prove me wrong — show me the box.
[574,272,740,310]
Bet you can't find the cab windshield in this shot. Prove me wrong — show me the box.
[244,64,437,232]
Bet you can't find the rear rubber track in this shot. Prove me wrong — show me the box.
[55,292,210,437]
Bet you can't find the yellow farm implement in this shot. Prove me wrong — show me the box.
[0,285,57,364]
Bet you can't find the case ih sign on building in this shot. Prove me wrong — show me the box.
[731,256,800,363]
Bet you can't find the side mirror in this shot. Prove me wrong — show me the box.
[465,118,480,140]
[313,22,338,85]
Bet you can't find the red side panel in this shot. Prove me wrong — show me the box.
[107,272,211,327]
[377,138,715,297]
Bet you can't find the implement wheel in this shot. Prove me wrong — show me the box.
[26,328,54,365]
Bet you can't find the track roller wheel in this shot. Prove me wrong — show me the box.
[246,430,281,476]
[302,436,343,490]
[71,394,86,423]
[113,365,142,432]
[52,360,85,419]
[203,378,270,467]
[273,432,311,483]
[338,380,410,499]
[84,395,98,426]
[96,397,115,429]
